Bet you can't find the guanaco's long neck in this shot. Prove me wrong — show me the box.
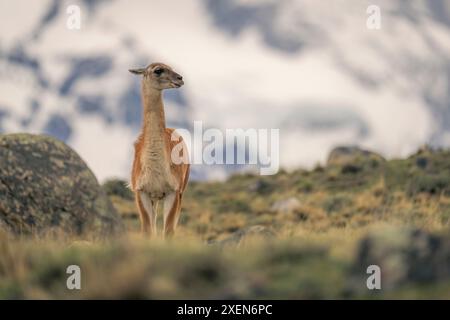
[141,86,169,164]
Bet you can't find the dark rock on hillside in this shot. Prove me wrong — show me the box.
[350,228,450,291]
[327,146,385,166]
[0,133,123,236]
[247,179,275,195]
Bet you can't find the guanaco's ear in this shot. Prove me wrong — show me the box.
[128,68,146,75]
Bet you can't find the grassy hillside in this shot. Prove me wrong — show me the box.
[109,146,450,242]
[2,146,450,299]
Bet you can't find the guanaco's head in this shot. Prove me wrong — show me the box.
[129,62,184,90]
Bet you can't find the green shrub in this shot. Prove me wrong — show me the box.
[322,194,353,214]
[297,179,313,192]
[407,174,450,196]
[102,179,134,200]
[215,198,251,214]
[248,179,276,195]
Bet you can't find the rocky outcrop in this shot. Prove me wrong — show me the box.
[327,146,385,167]
[0,133,123,236]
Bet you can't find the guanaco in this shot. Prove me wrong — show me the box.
[129,63,190,237]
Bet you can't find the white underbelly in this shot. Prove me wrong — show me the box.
[137,164,179,198]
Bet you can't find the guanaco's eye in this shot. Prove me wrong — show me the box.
[154,68,164,75]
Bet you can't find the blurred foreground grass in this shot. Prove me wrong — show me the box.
[2,146,450,299]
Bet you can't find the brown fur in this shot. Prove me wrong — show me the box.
[132,128,190,195]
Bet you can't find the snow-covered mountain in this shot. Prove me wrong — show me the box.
[0,0,449,181]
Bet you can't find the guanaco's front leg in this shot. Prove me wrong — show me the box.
[137,191,157,236]
[163,191,182,237]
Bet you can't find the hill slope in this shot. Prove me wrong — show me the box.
[2,146,449,299]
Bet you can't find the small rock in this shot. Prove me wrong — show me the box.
[271,197,301,214]
[209,225,276,248]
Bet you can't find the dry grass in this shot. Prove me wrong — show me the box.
[2,148,450,299]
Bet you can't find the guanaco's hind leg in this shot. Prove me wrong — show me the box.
[136,192,157,236]
[163,191,182,237]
